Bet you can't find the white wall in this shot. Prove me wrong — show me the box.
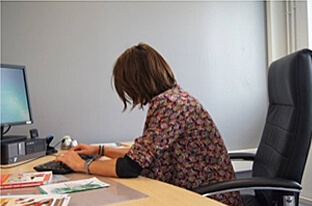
[309,0,312,49]
[295,1,309,50]
[1,1,268,150]
[266,1,288,63]
[266,0,309,63]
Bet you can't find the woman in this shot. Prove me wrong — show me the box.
[56,43,243,206]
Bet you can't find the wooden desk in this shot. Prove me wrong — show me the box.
[0,154,224,206]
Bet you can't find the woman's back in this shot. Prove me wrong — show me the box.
[127,86,243,206]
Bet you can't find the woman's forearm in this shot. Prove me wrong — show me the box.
[87,158,118,177]
[103,147,130,158]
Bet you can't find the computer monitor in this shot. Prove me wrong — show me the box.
[1,64,33,141]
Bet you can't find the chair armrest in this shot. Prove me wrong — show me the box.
[229,152,255,161]
[192,177,302,196]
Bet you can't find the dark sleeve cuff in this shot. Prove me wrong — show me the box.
[116,155,143,178]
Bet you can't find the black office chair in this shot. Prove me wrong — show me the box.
[193,49,312,206]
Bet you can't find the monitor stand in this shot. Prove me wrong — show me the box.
[1,126,27,143]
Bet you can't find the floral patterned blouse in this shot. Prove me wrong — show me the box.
[127,85,243,206]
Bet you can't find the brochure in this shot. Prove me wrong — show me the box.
[0,171,52,189]
[0,194,71,206]
[39,177,109,194]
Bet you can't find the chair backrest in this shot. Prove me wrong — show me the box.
[252,49,312,205]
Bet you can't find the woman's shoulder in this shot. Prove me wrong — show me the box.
[151,85,189,103]
[149,85,202,114]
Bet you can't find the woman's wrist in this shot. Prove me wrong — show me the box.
[75,159,86,172]
[93,145,100,155]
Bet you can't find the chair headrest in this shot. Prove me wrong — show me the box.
[268,49,312,107]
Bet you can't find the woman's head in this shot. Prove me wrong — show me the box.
[112,43,176,111]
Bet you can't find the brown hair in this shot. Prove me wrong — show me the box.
[112,43,176,111]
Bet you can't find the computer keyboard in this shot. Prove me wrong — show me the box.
[34,154,97,174]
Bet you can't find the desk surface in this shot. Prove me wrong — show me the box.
[0,154,224,206]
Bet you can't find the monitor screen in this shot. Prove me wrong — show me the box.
[1,64,33,127]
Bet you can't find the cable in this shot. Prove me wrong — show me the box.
[2,126,11,135]
[52,140,62,148]
[0,154,58,169]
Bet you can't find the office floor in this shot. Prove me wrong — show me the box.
[299,199,312,206]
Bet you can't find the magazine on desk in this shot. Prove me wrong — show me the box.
[39,177,109,194]
[0,171,52,189]
[0,194,71,206]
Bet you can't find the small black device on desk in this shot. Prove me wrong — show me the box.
[34,154,97,174]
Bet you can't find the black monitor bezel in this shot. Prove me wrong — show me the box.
[1,64,33,127]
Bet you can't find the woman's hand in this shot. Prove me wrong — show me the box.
[55,151,85,172]
[55,150,118,177]
[70,143,98,156]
